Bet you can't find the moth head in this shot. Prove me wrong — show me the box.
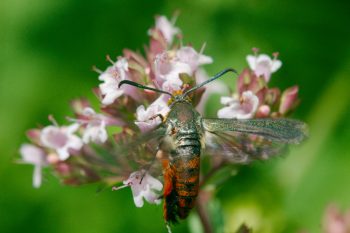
[118,68,237,106]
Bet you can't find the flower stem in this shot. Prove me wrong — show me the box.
[195,192,213,233]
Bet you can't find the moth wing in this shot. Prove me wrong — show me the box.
[107,127,167,177]
[203,130,290,163]
[202,118,307,163]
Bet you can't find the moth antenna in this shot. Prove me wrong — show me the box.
[118,80,174,98]
[182,68,237,98]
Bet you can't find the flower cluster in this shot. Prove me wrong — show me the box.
[218,48,299,120]
[323,204,350,233]
[19,15,300,209]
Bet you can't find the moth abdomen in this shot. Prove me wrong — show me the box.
[173,145,201,219]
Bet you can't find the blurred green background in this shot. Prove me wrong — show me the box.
[1,0,350,232]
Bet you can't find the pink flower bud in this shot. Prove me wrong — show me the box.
[237,68,252,95]
[256,105,271,118]
[55,162,72,176]
[265,88,281,106]
[279,85,299,115]
[26,129,42,145]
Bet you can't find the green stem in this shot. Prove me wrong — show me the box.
[195,191,214,233]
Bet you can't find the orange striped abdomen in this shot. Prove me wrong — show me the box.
[172,144,201,219]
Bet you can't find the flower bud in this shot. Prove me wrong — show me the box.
[279,85,299,115]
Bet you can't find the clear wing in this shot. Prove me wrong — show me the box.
[115,127,167,176]
[202,118,308,163]
[86,126,167,179]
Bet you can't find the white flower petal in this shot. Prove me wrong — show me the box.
[217,106,237,119]
[217,91,259,119]
[133,193,145,208]
[246,53,282,82]
[176,46,212,72]
[97,123,108,142]
[41,124,83,160]
[154,198,162,205]
[98,57,129,105]
[41,126,68,149]
[143,188,160,205]
[57,148,70,161]
[136,105,147,120]
[161,77,183,92]
[271,60,282,72]
[220,96,236,105]
[101,89,124,105]
[79,108,114,144]
[145,174,163,191]
[98,72,110,81]
[122,170,163,208]
[20,144,46,165]
[155,16,180,44]
[19,144,46,188]
[116,57,129,71]
[154,49,209,93]
[256,54,272,64]
[67,135,83,151]
[172,60,193,75]
[135,96,170,132]
[82,107,96,116]
[135,120,161,133]
[198,54,213,66]
[66,123,80,134]
[33,165,42,188]
[246,55,257,70]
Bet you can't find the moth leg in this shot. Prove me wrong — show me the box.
[149,114,165,122]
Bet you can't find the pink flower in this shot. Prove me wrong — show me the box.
[323,204,350,233]
[217,91,259,119]
[113,170,163,207]
[237,68,265,96]
[99,57,129,105]
[246,52,282,82]
[19,144,47,188]
[80,107,119,144]
[154,47,212,93]
[155,15,180,45]
[154,51,191,92]
[26,129,42,145]
[40,124,83,160]
[70,100,125,138]
[176,46,213,72]
[135,95,170,132]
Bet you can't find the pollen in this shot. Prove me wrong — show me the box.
[173,90,184,97]
[167,90,183,105]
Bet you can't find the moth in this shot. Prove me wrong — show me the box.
[118,68,307,224]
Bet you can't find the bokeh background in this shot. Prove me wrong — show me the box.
[1,0,350,232]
